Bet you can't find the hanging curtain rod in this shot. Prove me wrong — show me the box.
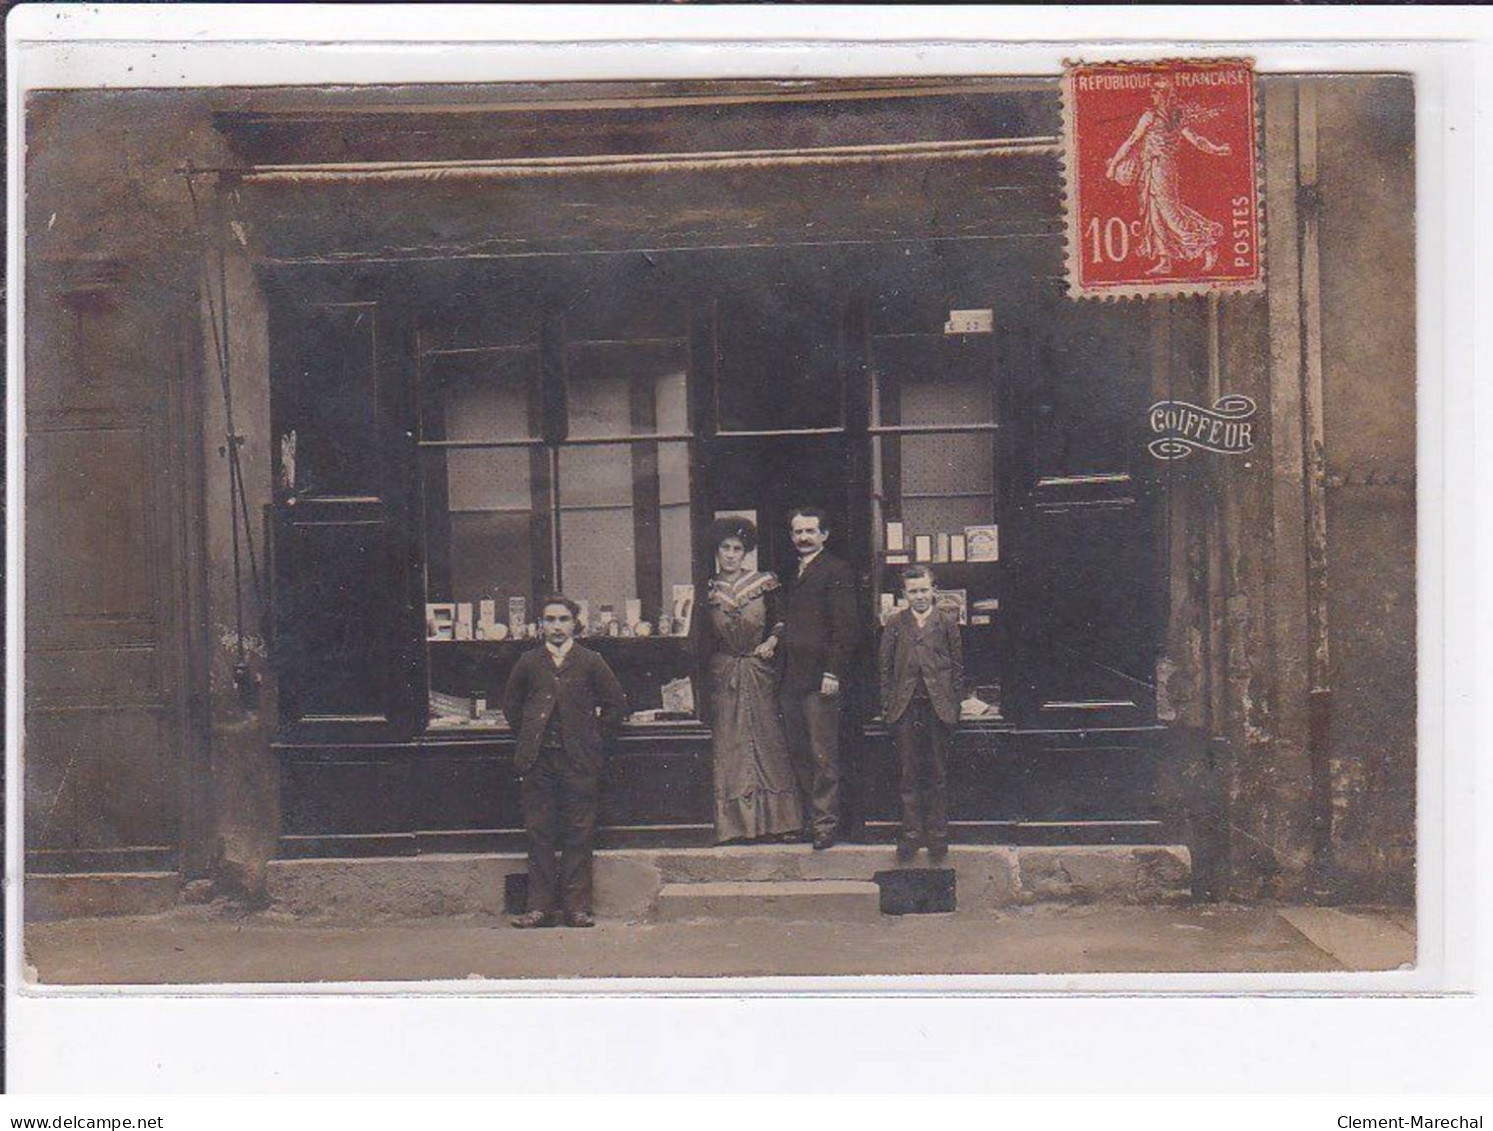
[182,135,1060,184]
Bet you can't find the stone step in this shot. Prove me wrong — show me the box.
[263,844,1191,923]
[656,880,883,923]
[26,871,181,922]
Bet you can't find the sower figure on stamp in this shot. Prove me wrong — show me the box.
[778,506,859,850]
[503,594,628,929]
[879,566,963,864]
[1104,76,1232,276]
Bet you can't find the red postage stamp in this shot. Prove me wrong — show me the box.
[1063,58,1263,299]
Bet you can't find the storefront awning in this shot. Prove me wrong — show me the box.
[209,135,1058,185]
[202,81,1065,264]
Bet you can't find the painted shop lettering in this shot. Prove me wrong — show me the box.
[1148,405,1253,449]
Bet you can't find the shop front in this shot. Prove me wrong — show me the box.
[20,71,1418,911]
[233,81,1186,857]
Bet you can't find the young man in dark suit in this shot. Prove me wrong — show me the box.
[503,594,628,928]
[878,565,963,863]
[778,506,859,849]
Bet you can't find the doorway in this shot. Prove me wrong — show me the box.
[705,433,854,581]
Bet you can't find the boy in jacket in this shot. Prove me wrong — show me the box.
[878,566,963,863]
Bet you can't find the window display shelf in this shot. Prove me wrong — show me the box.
[425,634,694,649]
[418,716,710,741]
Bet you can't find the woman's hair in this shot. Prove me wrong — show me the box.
[708,514,759,553]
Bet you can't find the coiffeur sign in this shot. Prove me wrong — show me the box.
[1148,395,1258,459]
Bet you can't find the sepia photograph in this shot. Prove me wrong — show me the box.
[13,32,1424,991]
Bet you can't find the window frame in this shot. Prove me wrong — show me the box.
[867,324,1008,725]
[415,312,703,731]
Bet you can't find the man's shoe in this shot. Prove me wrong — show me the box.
[812,832,836,851]
[564,911,596,929]
[510,910,557,929]
[895,839,920,864]
[927,841,950,865]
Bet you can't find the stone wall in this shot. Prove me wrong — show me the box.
[24,90,281,899]
[1314,77,1417,902]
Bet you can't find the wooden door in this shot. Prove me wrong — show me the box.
[24,263,200,874]
[1003,289,1164,731]
[268,283,421,743]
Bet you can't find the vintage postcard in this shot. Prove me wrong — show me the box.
[12,30,1428,997]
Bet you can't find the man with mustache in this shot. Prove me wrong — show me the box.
[778,506,859,849]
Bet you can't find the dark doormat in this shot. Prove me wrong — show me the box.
[872,868,957,915]
[504,872,529,915]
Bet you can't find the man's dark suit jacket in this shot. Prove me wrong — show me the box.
[878,605,964,727]
[779,550,859,694]
[502,644,628,776]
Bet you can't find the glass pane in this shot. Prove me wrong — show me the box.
[660,502,693,597]
[904,496,993,536]
[659,441,690,506]
[565,341,690,439]
[444,447,534,512]
[900,432,994,495]
[448,512,535,607]
[558,442,692,627]
[422,347,542,443]
[717,293,843,432]
[284,303,379,496]
[561,507,638,616]
[559,444,631,508]
[423,447,546,607]
[873,335,996,427]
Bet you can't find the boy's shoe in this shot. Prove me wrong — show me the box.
[927,840,950,865]
[564,911,596,929]
[510,910,557,929]
[895,839,920,864]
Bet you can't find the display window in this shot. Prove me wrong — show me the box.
[870,322,1003,718]
[269,243,1164,754]
[419,296,701,730]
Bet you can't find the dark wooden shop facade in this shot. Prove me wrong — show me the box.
[233,82,1188,859]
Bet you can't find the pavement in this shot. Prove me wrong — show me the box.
[21,902,1415,986]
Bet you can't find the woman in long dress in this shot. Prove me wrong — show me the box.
[1106,77,1232,275]
[694,516,805,843]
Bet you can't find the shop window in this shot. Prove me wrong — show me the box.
[419,341,550,622]
[870,326,1003,721]
[556,439,693,618]
[420,319,698,731]
[898,432,996,532]
[439,447,545,606]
